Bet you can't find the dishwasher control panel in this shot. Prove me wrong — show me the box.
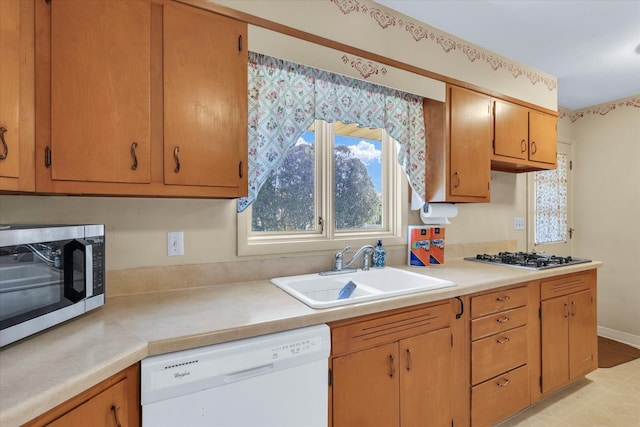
[270,336,322,359]
[141,324,331,406]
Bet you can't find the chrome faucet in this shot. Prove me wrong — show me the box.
[320,245,375,276]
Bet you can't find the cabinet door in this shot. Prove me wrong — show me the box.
[0,0,20,179]
[493,100,528,161]
[569,289,596,380]
[400,328,451,427]
[47,378,130,427]
[163,3,247,189]
[529,110,557,165]
[541,296,569,393]
[449,86,491,199]
[332,342,400,427]
[50,0,150,183]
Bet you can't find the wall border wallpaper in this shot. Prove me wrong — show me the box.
[559,96,640,122]
[331,0,557,92]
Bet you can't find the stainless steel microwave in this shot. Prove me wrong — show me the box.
[0,224,105,347]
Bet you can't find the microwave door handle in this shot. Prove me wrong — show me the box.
[85,242,93,298]
[63,239,90,302]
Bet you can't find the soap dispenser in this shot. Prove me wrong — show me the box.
[373,239,386,268]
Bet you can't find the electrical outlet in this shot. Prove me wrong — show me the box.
[167,231,184,256]
[513,217,525,231]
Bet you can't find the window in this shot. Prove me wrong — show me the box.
[238,120,405,256]
[534,152,569,244]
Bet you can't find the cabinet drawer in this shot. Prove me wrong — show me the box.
[331,303,450,356]
[471,365,530,427]
[472,325,528,385]
[541,271,592,300]
[48,378,130,427]
[471,306,528,341]
[471,286,528,318]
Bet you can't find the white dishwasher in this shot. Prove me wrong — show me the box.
[141,324,331,427]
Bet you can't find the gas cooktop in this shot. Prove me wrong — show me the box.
[464,252,591,270]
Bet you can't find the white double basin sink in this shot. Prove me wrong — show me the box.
[271,267,456,308]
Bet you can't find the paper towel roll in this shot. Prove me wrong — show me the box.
[419,203,458,225]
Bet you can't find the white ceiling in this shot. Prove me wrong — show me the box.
[374,0,640,110]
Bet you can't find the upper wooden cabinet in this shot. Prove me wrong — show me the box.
[163,2,247,189]
[33,0,247,198]
[424,85,492,203]
[0,0,35,192]
[0,0,21,181]
[492,99,557,172]
[49,0,151,184]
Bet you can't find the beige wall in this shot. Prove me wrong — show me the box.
[207,0,557,110]
[559,96,640,340]
[0,169,527,272]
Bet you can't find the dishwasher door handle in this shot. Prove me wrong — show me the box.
[224,364,274,383]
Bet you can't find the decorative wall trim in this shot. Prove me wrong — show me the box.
[559,96,640,122]
[341,54,388,78]
[330,0,557,92]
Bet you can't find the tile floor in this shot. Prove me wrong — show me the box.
[498,358,640,427]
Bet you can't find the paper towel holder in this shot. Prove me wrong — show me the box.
[420,202,458,225]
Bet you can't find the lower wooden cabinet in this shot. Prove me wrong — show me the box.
[470,284,533,427]
[540,270,597,394]
[471,365,530,427]
[23,364,140,427]
[329,300,465,427]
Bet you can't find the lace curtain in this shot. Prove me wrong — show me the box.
[535,153,568,244]
[237,52,426,212]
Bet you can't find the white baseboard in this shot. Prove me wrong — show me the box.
[598,326,640,348]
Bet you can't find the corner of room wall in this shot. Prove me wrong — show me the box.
[569,94,640,337]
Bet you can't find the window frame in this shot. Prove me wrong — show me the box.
[237,120,408,257]
[527,138,573,255]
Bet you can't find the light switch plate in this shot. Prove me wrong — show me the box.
[513,217,525,230]
[168,231,184,256]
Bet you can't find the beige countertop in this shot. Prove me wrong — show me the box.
[0,259,601,427]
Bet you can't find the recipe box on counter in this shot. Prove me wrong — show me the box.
[408,226,446,266]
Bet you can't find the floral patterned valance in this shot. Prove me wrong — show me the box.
[237,52,426,212]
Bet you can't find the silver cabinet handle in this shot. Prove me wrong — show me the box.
[496,378,510,387]
[453,171,461,188]
[405,348,412,371]
[174,146,181,173]
[130,142,138,170]
[0,127,8,160]
[111,404,122,427]
[388,354,395,378]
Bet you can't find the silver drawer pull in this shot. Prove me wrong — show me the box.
[496,295,510,302]
[497,316,510,323]
[388,354,395,378]
[496,337,510,344]
[406,348,413,371]
[111,404,122,427]
[496,378,510,387]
